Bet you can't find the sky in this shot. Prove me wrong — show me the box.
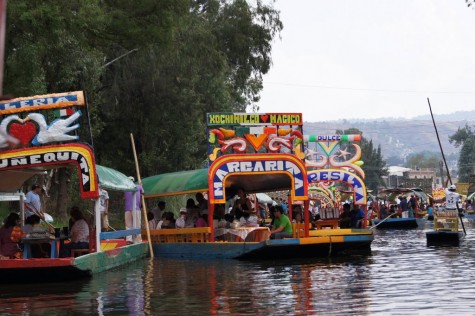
[257,0,475,122]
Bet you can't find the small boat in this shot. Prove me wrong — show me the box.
[142,112,374,259]
[0,91,148,283]
[371,217,426,229]
[426,210,466,246]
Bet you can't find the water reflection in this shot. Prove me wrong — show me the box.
[1,226,475,315]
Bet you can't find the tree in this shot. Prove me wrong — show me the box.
[3,1,283,218]
[449,124,475,182]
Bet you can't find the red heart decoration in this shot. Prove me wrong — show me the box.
[260,115,269,123]
[8,121,38,147]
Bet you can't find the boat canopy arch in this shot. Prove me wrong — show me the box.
[208,153,308,204]
[307,169,367,205]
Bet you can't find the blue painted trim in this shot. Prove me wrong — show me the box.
[100,229,141,240]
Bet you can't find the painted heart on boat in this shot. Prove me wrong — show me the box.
[260,114,269,123]
[8,120,38,147]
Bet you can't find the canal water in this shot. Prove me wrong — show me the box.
[1,224,475,315]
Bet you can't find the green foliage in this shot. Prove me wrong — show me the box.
[449,125,475,182]
[3,1,282,212]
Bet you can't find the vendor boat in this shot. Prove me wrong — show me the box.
[141,112,374,259]
[426,210,466,246]
[0,91,148,283]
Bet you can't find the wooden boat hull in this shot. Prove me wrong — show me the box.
[152,229,373,259]
[426,231,465,246]
[0,242,148,283]
[371,218,425,229]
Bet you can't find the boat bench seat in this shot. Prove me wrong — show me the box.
[146,227,212,243]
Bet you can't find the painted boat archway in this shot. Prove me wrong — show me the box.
[208,153,308,204]
[307,169,367,205]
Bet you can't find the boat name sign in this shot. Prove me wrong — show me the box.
[212,160,305,201]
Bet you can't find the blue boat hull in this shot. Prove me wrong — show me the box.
[372,218,425,229]
[152,234,374,259]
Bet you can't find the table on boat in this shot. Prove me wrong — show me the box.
[214,227,270,242]
[315,219,339,229]
[22,235,68,258]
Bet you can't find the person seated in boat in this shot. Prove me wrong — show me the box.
[214,204,226,221]
[59,207,89,258]
[195,209,209,228]
[239,208,259,227]
[292,212,304,224]
[0,213,23,259]
[379,204,388,219]
[339,203,352,228]
[160,212,176,229]
[185,198,201,225]
[291,205,303,224]
[175,208,194,228]
[350,204,365,228]
[22,214,51,258]
[270,206,293,239]
[388,204,397,217]
[232,188,252,220]
[147,211,158,229]
[195,192,208,211]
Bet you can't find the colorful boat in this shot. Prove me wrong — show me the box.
[142,112,373,259]
[0,91,148,283]
[372,188,428,229]
[426,210,466,246]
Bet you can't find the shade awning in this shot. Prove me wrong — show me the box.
[0,169,47,193]
[96,165,136,192]
[142,168,209,198]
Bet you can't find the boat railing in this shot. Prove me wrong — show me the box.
[143,227,212,243]
[434,211,459,231]
[292,223,312,238]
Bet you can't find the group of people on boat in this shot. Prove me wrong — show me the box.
[0,198,90,259]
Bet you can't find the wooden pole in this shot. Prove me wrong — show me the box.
[427,98,466,234]
[130,133,154,258]
[427,98,452,185]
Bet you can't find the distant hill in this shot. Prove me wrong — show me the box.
[304,111,475,166]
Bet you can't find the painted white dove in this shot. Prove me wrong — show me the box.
[28,110,82,145]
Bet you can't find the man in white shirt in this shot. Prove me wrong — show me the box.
[445,184,461,210]
[25,184,42,219]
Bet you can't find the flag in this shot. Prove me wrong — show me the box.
[53,108,75,117]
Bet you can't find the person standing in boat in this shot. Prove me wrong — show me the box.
[124,177,144,243]
[98,184,110,232]
[408,195,417,218]
[24,184,43,219]
[445,184,461,211]
[270,206,293,239]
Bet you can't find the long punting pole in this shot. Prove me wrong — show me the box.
[427,98,465,234]
[427,98,452,185]
[130,133,154,258]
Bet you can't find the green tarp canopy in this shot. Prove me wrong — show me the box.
[96,165,136,192]
[142,168,208,198]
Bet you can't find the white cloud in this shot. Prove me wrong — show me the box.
[257,0,475,121]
